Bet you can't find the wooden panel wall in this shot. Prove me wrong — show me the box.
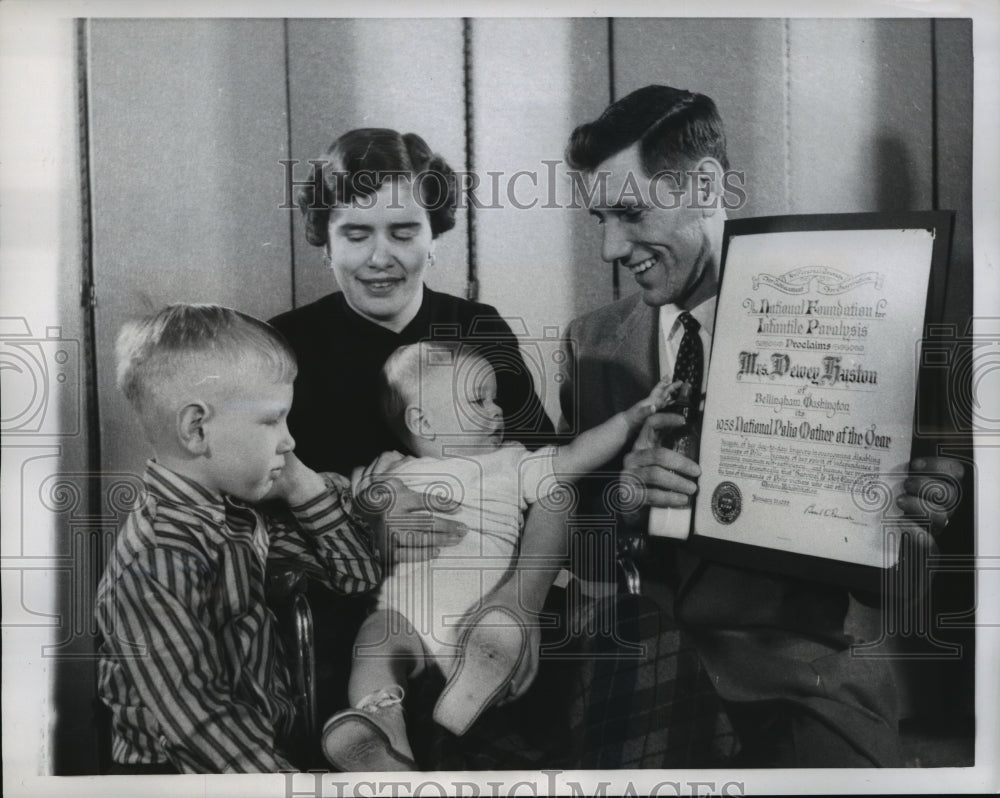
[88,17,973,476]
[286,18,468,306]
[89,19,292,479]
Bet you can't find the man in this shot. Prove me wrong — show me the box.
[565,84,968,766]
[485,84,964,768]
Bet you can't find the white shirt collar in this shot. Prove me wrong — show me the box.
[658,296,717,341]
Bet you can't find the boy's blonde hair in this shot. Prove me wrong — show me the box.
[380,340,486,446]
[116,304,297,422]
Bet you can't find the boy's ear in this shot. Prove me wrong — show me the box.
[404,405,434,441]
[177,401,210,454]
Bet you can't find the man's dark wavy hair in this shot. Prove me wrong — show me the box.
[566,85,730,174]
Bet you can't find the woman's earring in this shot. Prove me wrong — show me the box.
[324,244,333,268]
[427,252,436,267]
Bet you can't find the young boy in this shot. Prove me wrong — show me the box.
[321,340,678,771]
[95,303,382,773]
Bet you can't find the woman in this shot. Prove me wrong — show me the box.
[271,128,553,479]
[269,129,556,769]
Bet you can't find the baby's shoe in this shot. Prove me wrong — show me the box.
[433,606,527,736]
[321,686,416,771]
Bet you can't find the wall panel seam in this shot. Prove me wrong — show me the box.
[462,19,477,301]
[77,20,102,496]
[930,18,940,212]
[76,17,105,774]
[782,18,792,214]
[608,17,620,302]
[282,19,298,309]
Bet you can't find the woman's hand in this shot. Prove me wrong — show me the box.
[352,455,468,564]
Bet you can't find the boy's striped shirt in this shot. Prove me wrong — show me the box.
[95,461,380,773]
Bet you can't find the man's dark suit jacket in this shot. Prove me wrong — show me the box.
[560,291,903,766]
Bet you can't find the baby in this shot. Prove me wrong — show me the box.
[321,340,676,771]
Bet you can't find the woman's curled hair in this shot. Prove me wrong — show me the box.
[298,128,458,246]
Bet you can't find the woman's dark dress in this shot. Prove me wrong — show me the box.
[271,286,554,475]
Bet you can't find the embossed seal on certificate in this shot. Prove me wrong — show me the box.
[712,481,742,525]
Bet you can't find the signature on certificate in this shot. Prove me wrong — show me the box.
[803,503,866,526]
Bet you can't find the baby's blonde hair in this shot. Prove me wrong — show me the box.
[380,340,488,447]
[116,304,296,424]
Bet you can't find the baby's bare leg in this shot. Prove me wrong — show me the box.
[348,609,427,705]
[322,609,427,771]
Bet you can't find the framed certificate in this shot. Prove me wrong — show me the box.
[691,212,954,589]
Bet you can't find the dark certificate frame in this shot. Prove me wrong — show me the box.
[690,211,955,592]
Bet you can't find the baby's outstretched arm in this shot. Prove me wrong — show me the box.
[553,377,683,480]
